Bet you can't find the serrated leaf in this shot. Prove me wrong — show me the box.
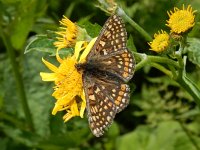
[185,38,200,67]
[127,35,137,52]
[25,34,73,57]
[25,35,56,54]
[79,22,101,38]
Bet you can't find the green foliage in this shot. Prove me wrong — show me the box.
[24,35,56,54]
[185,38,200,67]
[78,22,102,38]
[0,0,200,150]
[116,121,198,150]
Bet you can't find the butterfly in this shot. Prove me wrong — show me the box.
[76,14,135,137]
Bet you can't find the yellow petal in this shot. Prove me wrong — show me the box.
[79,37,97,63]
[63,112,73,122]
[71,100,79,116]
[53,93,75,106]
[56,49,63,64]
[42,58,58,72]
[74,41,86,60]
[52,104,61,115]
[80,91,86,118]
[40,72,56,81]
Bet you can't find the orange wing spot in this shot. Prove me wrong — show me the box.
[122,53,128,57]
[124,67,128,72]
[118,44,122,49]
[125,62,129,66]
[123,72,129,78]
[115,100,120,105]
[92,116,97,121]
[104,105,108,110]
[92,106,98,114]
[108,102,113,107]
[119,91,125,96]
[121,84,126,91]
[117,96,122,101]
[124,58,130,61]
[88,87,94,95]
[90,123,94,128]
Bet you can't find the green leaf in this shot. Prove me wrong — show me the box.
[79,22,101,38]
[23,51,54,137]
[24,35,56,54]
[0,123,40,147]
[0,137,8,150]
[9,0,41,49]
[185,38,200,67]
[37,128,90,150]
[107,122,120,138]
[25,34,73,57]
[116,121,197,150]
[127,35,137,52]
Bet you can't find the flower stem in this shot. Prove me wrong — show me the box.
[148,56,179,68]
[1,32,34,131]
[134,53,148,71]
[117,7,152,41]
[134,53,179,71]
[178,121,200,150]
[174,44,200,109]
[151,62,173,78]
[176,75,200,108]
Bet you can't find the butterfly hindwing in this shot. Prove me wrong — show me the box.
[83,72,117,137]
[83,71,130,136]
[96,48,135,82]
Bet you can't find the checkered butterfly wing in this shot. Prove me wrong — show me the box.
[83,71,130,137]
[87,14,135,82]
[83,14,135,137]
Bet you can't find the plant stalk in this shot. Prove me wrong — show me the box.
[1,32,34,131]
[176,75,200,109]
[117,7,152,42]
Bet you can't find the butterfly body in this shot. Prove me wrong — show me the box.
[76,14,135,137]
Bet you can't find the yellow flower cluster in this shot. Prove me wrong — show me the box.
[40,16,97,122]
[54,16,78,50]
[166,5,196,34]
[149,5,196,53]
[149,30,169,53]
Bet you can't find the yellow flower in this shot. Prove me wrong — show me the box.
[54,16,78,50]
[40,38,97,122]
[107,0,117,13]
[166,5,196,34]
[149,30,170,53]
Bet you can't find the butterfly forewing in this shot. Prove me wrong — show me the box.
[80,14,135,137]
[87,14,127,58]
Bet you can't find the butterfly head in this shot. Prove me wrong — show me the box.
[75,63,85,71]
